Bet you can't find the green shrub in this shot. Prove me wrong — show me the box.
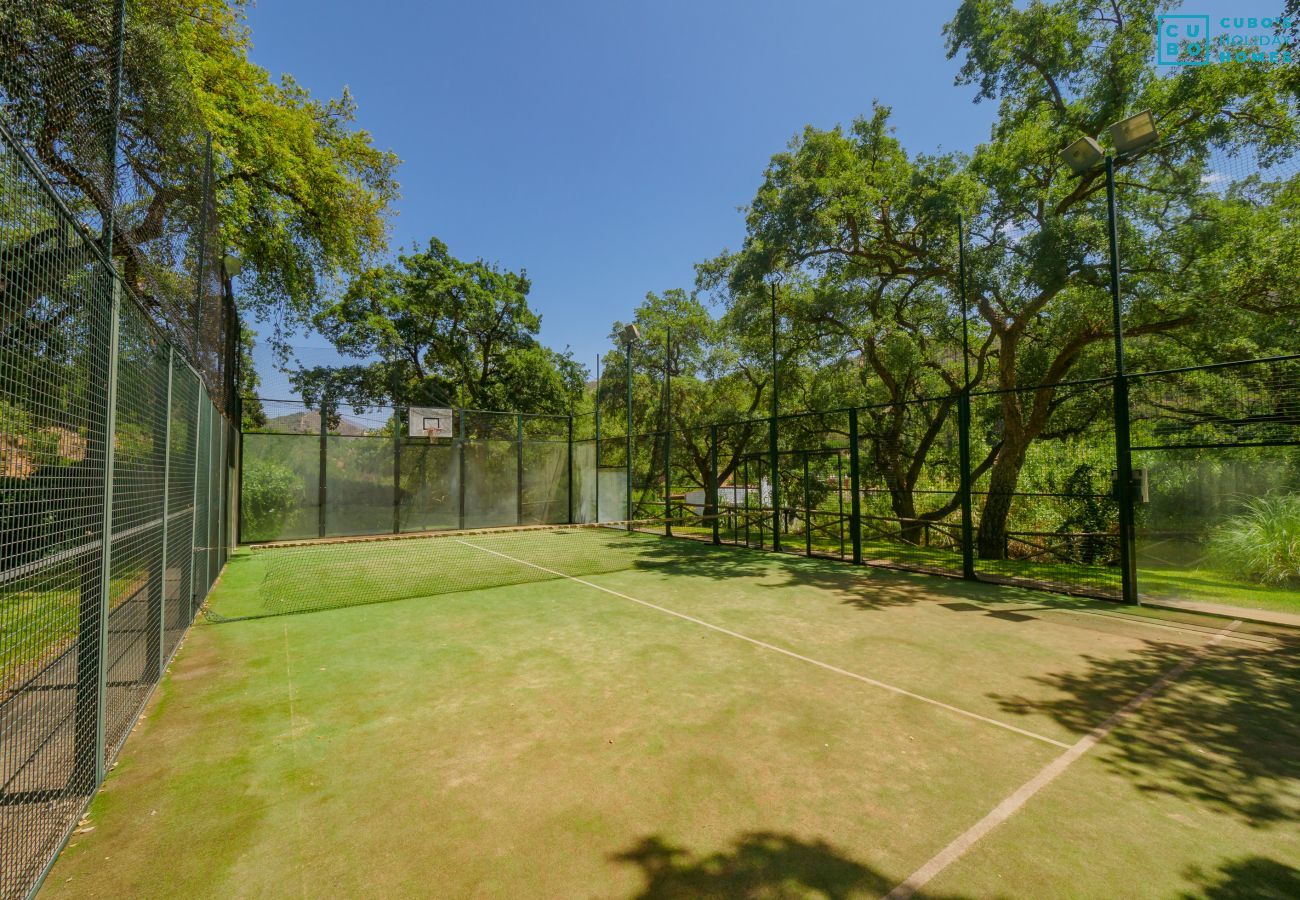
[1207,495,1300,586]
[241,459,302,540]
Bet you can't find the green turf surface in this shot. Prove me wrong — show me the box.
[40,533,1299,898]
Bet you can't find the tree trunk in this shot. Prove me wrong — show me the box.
[976,436,1029,560]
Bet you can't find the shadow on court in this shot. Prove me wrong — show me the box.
[990,638,1300,827]
[627,535,1085,613]
[610,832,970,900]
[1180,856,1300,899]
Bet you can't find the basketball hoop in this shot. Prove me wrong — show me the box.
[424,426,438,445]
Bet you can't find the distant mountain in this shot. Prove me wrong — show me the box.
[262,410,367,436]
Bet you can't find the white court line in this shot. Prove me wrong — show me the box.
[455,539,1071,750]
[882,619,1241,900]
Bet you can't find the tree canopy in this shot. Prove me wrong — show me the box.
[1,0,399,347]
[295,238,585,416]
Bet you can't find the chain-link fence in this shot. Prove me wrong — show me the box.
[1,2,237,896]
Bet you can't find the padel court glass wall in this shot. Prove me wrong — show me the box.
[240,405,575,543]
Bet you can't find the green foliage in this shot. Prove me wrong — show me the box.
[1208,495,1300,586]
[1,0,399,342]
[299,237,585,417]
[240,458,302,540]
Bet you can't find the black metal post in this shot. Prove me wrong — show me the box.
[710,424,720,545]
[594,354,601,522]
[1106,156,1139,604]
[516,413,524,525]
[567,415,574,524]
[957,213,976,579]
[848,408,862,565]
[457,409,467,530]
[663,327,672,535]
[769,283,781,551]
[318,397,327,538]
[625,341,633,528]
[393,409,402,534]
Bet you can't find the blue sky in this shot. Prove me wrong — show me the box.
[244,0,999,397]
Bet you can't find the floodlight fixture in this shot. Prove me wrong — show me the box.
[621,323,640,345]
[1060,135,1104,175]
[1109,109,1158,157]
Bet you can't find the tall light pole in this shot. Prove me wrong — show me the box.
[956,215,975,579]
[1060,109,1157,604]
[663,327,674,534]
[622,323,640,529]
[594,353,601,523]
[769,281,781,552]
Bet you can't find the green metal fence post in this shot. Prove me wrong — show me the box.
[76,278,121,790]
[516,413,525,525]
[567,415,574,524]
[848,408,862,565]
[318,397,327,538]
[625,342,633,529]
[457,409,467,530]
[393,408,402,534]
[188,376,203,618]
[235,426,244,546]
[94,279,121,777]
[146,346,174,682]
[710,424,720,545]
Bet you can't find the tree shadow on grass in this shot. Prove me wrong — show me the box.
[609,832,972,900]
[1179,855,1300,899]
[624,535,1063,612]
[991,637,1300,827]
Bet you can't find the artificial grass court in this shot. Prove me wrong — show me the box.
[41,527,1300,898]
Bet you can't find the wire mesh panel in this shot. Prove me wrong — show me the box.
[324,435,393,538]
[520,441,569,525]
[666,423,714,541]
[713,419,770,551]
[0,0,118,238]
[969,380,1120,595]
[0,8,235,896]
[1130,357,1300,608]
[397,440,459,532]
[0,137,114,900]
[855,397,964,574]
[101,299,169,760]
[239,402,319,544]
[163,361,198,659]
[462,441,519,529]
[570,439,597,523]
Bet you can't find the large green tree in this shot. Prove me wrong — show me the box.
[722,0,1297,558]
[296,238,585,417]
[0,0,398,346]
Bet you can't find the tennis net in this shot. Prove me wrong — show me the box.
[209,519,717,622]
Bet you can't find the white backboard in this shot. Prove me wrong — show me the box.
[408,407,454,438]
